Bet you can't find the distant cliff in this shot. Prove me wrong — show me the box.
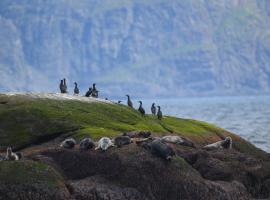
[0,0,270,97]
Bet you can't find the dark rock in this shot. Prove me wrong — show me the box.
[70,176,149,200]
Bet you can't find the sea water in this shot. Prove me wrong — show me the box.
[139,96,270,153]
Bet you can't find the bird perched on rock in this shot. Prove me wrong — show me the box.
[157,106,162,120]
[126,95,133,108]
[91,83,98,98]
[117,100,122,104]
[151,103,156,115]
[5,147,22,161]
[74,82,79,95]
[59,80,65,93]
[138,101,145,115]
[63,78,68,93]
[85,87,92,97]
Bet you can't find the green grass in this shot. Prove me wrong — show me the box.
[0,94,267,158]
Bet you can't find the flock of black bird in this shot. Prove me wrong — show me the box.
[59,79,163,120]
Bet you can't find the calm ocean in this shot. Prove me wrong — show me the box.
[138,95,270,153]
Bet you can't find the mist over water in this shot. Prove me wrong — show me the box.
[136,96,270,153]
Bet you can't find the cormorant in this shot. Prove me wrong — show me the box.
[63,78,68,93]
[85,87,92,97]
[74,82,79,95]
[151,103,156,115]
[91,83,98,98]
[138,101,145,115]
[59,80,65,93]
[92,90,98,98]
[157,106,162,120]
[126,95,133,108]
[105,98,108,100]
[118,100,122,104]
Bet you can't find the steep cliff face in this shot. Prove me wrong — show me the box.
[0,0,270,97]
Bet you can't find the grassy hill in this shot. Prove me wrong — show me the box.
[0,93,265,158]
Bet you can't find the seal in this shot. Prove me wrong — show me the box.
[161,135,195,148]
[60,138,76,149]
[95,137,114,151]
[114,136,132,148]
[79,137,95,151]
[203,137,232,150]
[123,131,151,138]
[140,139,175,161]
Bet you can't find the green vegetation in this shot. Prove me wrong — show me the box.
[0,94,265,158]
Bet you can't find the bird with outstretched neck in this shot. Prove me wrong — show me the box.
[74,82,79,95]
[126,95,133,108]
[85,87,92,97]
[151,103,156,115]
[157,106,162,120]
[138,101,146,116]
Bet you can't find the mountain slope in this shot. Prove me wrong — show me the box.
[0,0,270,97]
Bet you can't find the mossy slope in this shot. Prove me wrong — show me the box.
[0,93,266,158]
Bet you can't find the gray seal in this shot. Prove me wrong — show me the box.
[142,139,175,161]
[95,137,114,151]
[60,138,76,149]
[79,138,95,150]
[114,136,132,148]
[203,137,232,150]
[161,135,195,148]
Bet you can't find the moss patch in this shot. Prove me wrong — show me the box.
[0,160,64,188]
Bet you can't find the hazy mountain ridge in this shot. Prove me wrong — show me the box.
[0,0,270,98]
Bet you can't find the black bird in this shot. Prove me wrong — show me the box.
[63,78,68,93]
[92,83,98,98]
[126,95,133,108]
[151,103,156,115]
[157,106,162,120]
[138,101,145,115]
[74,82,79,95]
[118,100,122,104]
[59,80,65,93]
[105,98,108,100]
[85,87,92,97]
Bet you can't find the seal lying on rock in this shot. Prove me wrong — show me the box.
[5,147,22,161]
[79,138,95,150]
[114,136,132,148]
[122,131,151,138]
[95,137,114,151]
[140,139,175,161]
[203,137,232,150]
[161,135,195,148]
[60,138,76,149]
